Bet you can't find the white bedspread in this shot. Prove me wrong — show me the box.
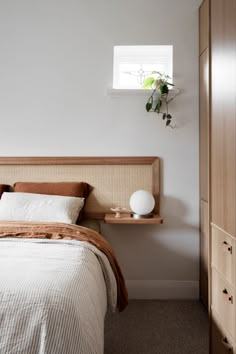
[0,238,117,354]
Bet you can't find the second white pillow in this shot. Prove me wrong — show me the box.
[0,192,85,224]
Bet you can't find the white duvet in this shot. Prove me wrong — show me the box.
[0,238,117,354]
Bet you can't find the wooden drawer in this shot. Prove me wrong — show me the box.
[212,268,235,339]
[211,310,235,353]
[212,226,235,287]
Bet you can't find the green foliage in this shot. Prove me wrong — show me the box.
[142,77,155,89]
[145,96,153,112]
[160,83,169,94]
[142,71,177,128]
[154,100,162,113]
[146,102,153,112]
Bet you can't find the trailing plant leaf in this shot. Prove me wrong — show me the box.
[166,119,171,126]
[146,102,153,112]
[146,96,153,111]
[160,84,169,94]
[162,113,167,120]
[154,102,159,113]
[154,100,162,113]
[142,77,155,89]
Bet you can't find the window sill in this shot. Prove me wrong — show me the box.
[106,88,180,98]
[106,88,151,97]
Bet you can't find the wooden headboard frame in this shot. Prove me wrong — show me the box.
[0,156,160,219]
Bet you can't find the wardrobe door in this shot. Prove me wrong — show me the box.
[200,200,209,307]
[200,48,209,202]
[211,0,236,237]
[199,0,209,55]
[199,0,210,308]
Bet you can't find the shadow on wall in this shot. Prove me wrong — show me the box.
[102,215,199,282]
[161,194,188,223]
[159,157,197,224]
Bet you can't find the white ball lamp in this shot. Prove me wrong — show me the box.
[129,190,155,219]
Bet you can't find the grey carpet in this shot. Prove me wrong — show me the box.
[105,300,208,354]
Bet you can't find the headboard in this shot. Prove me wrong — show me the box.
[0,156,160,219]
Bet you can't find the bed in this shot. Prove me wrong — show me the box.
[0,156,160,354]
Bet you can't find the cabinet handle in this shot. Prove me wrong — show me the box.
[222,241,232,254]
[222,289,233,304]
[221,337,233,352]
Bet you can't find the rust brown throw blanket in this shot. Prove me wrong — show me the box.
[0,220,128,311]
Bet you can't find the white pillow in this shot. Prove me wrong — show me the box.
[0,192,84,224]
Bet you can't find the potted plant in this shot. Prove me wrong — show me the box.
[143,72,178,128]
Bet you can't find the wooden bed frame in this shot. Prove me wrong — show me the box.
[0,156,160,220]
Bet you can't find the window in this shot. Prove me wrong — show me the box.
[113,45,173,89]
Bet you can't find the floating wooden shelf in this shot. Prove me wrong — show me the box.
[104,213,163,225]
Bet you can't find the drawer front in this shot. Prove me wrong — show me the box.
[211,310,235,354]
[212,225,235,287]
[212,268,235,339]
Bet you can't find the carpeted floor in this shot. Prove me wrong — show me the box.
[105,300,208,354]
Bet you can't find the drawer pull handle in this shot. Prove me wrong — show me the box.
[221,337,233,352]
[222,289,233,304]
[222,241,232,254]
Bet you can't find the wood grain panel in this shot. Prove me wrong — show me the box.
[0,156,157,166]
[211,310,235,354]
[200,200,209,307]
[211,268,235,339]
[200,49,209,201]
[152,157,160,214]
[199,0,209,54]
[0,156,160,220]
[104,214,163,224]
[211,0,236,236]
[212,224,235,287]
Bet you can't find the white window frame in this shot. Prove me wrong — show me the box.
[113,45,173,90]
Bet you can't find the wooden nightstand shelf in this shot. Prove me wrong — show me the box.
[104,213,163,224]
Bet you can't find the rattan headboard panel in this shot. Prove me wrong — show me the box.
[0,157,160,218]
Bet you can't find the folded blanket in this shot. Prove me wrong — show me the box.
[0,220,128,311]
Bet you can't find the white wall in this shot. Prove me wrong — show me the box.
[0,0,202,298]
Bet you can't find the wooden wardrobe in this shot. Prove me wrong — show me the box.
[199,0,236,352]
